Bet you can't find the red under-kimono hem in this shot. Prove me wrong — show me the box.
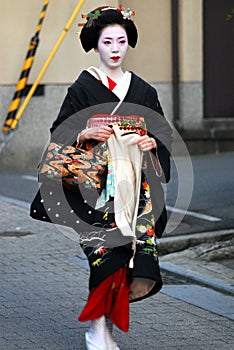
[78,266,130,332]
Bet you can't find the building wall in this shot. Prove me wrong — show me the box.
[0,1,232,170]
[123,0,172,83]
[123,0,173,122]
[178,0,203,129]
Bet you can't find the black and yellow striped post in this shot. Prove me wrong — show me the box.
[0,0,86,155]
[6,0,86,134]
[2,0,50,134]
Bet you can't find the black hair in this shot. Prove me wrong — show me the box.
[80,8,138,52]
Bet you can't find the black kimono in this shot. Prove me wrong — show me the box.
[33,70,172,303]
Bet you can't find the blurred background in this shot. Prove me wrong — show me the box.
[0,4,233,340]
[0,0,233,170]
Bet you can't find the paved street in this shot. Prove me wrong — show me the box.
[1,198,234,350]
[166,152,234,235]
[1,152,234,349]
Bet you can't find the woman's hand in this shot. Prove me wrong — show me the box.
[132,135,157,151]
[78,125,113,143]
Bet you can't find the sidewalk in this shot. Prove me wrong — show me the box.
[1,199,234,350]
[159,230,234,296]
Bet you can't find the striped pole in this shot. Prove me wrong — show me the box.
[2,0,50,134]
[9,0,86,132]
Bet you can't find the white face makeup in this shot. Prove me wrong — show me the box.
[96,24,129,73]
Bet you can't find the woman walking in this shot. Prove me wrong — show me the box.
[33,6,172,350]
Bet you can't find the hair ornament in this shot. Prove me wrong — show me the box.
[119,7,135,20]
[78,5,135,27]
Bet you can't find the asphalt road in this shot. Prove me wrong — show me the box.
[166,152,234,235]
[0,152,233,236]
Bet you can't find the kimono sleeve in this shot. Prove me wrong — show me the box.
[146,87,172,183]
[50,83,89,134]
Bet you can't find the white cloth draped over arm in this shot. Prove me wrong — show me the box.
[107,125,143,239]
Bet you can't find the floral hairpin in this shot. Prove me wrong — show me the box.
[80,9,101,27]
[78,5,135,27]
[117,6,135,20]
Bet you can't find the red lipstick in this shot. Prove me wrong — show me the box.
[111,56,120,62]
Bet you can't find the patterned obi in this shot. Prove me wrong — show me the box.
[86,114,147,136]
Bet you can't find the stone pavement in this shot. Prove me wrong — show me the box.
[159,230,234,297]
[1,199,234,350]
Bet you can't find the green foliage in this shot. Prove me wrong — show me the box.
[226,7,234,21]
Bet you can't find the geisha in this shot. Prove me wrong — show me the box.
[49,6,172,350]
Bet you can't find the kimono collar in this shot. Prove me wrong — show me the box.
[87,66,131,101]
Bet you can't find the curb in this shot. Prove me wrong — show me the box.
[160,261,234,297]
[159,229,234,255]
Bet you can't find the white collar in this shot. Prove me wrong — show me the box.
[87,66,131,101]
